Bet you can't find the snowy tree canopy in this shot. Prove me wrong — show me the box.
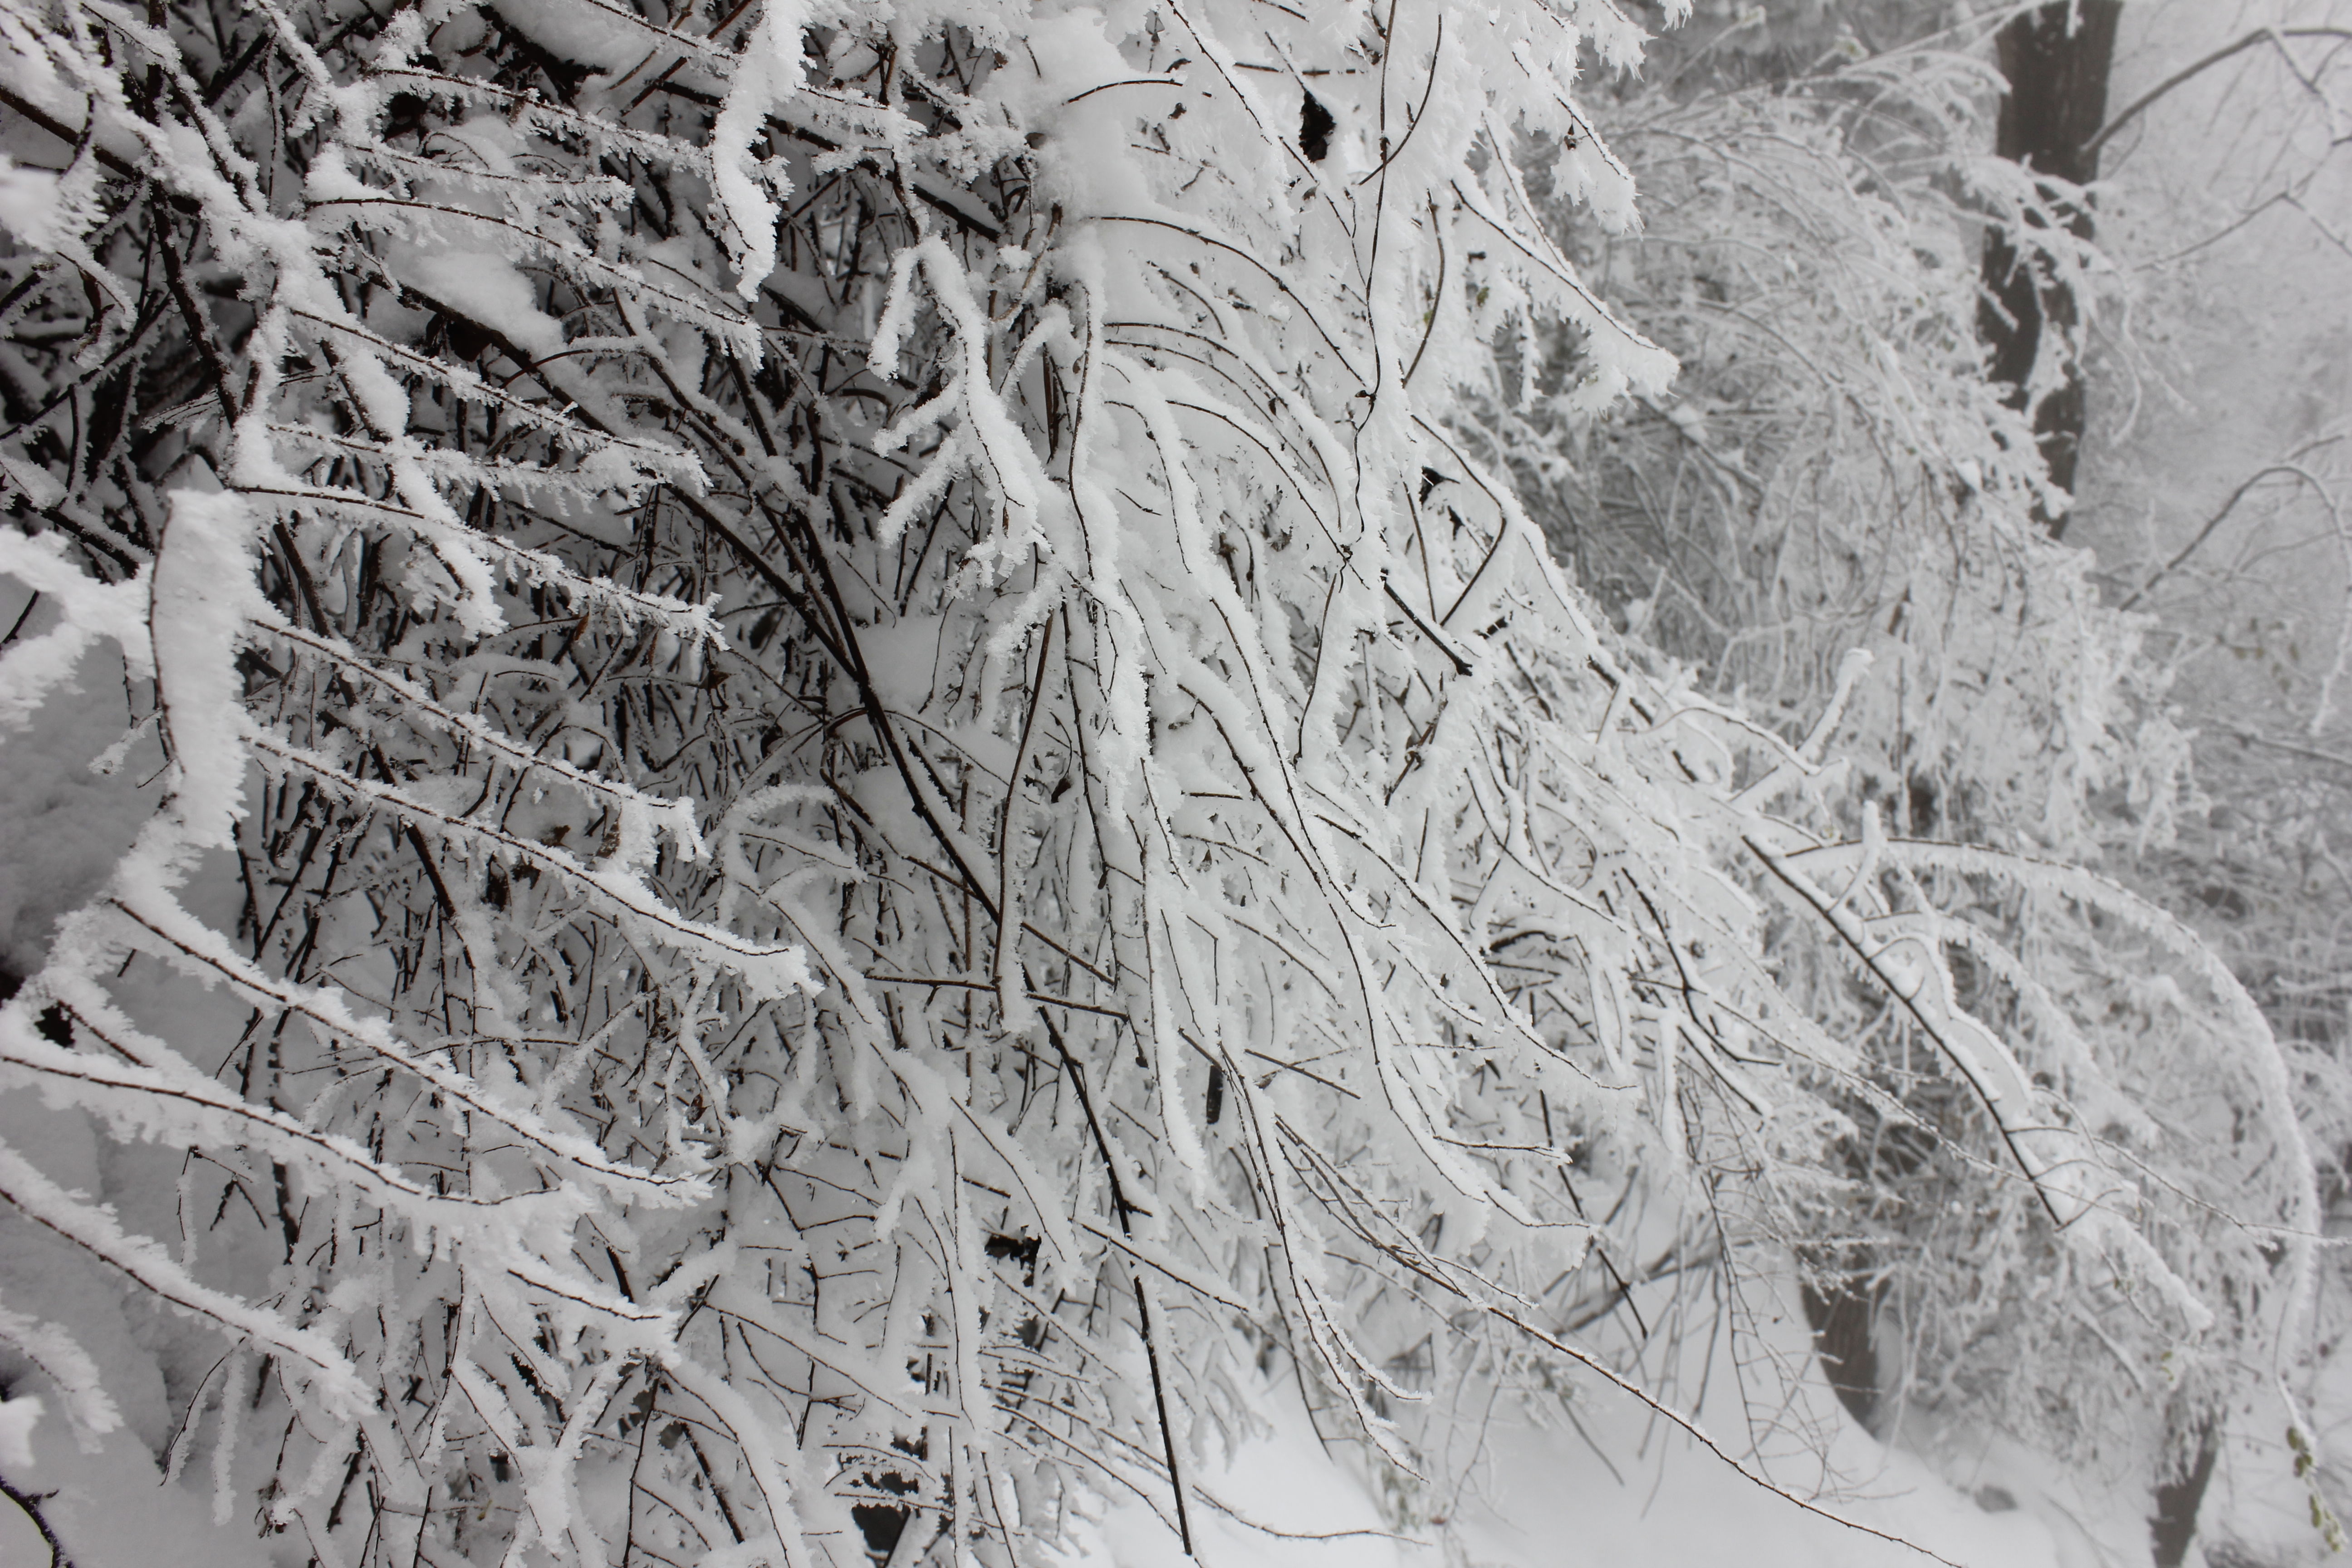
[0,0,2326,1564]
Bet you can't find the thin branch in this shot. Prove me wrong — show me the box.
[0,1472,73,1568]
[2086,28,2352,160]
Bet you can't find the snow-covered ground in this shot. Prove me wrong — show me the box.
[1054,1373,2120,1568]
[0,1184,2170,1568]
[0,1360,2106,1568]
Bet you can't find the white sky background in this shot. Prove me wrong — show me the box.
[2083,0,2352,696]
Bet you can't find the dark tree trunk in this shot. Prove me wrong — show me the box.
[1801,1269,1882,1430]
[1983,20,2230,1550]
[2150,1421,2220,1568]
[1979,0,2123,535]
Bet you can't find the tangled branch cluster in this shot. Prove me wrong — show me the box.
[0,0,2319,1564]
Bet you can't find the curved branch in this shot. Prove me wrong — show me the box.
[2086,27,2352,161]
[0,1471,73,1568]
[2117,462,2335,610]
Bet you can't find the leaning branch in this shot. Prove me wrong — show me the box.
[2085,27,2352,160]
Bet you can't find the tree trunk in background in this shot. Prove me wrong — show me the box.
[2150,1418,2222,1568]
[1980,0,2122,537]
[1982,11,2225,1558]
[1800,1263,1883,1431]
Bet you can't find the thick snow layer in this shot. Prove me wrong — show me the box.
[1041,1254,2305,1568]
[1056,1282,2133,1568]
[0,1082,274,1568]
[0,591,161,976]
[0,1377,2241,1568]
[394,245,570,363]
[0,1401,275,1568]
[1063,1386,2085,1568]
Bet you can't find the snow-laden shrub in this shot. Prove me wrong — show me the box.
[1487,35,2165,849]
[1459,25,2298,1462]
[1523,31,2352,1493]
[0,0,2318,1563]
